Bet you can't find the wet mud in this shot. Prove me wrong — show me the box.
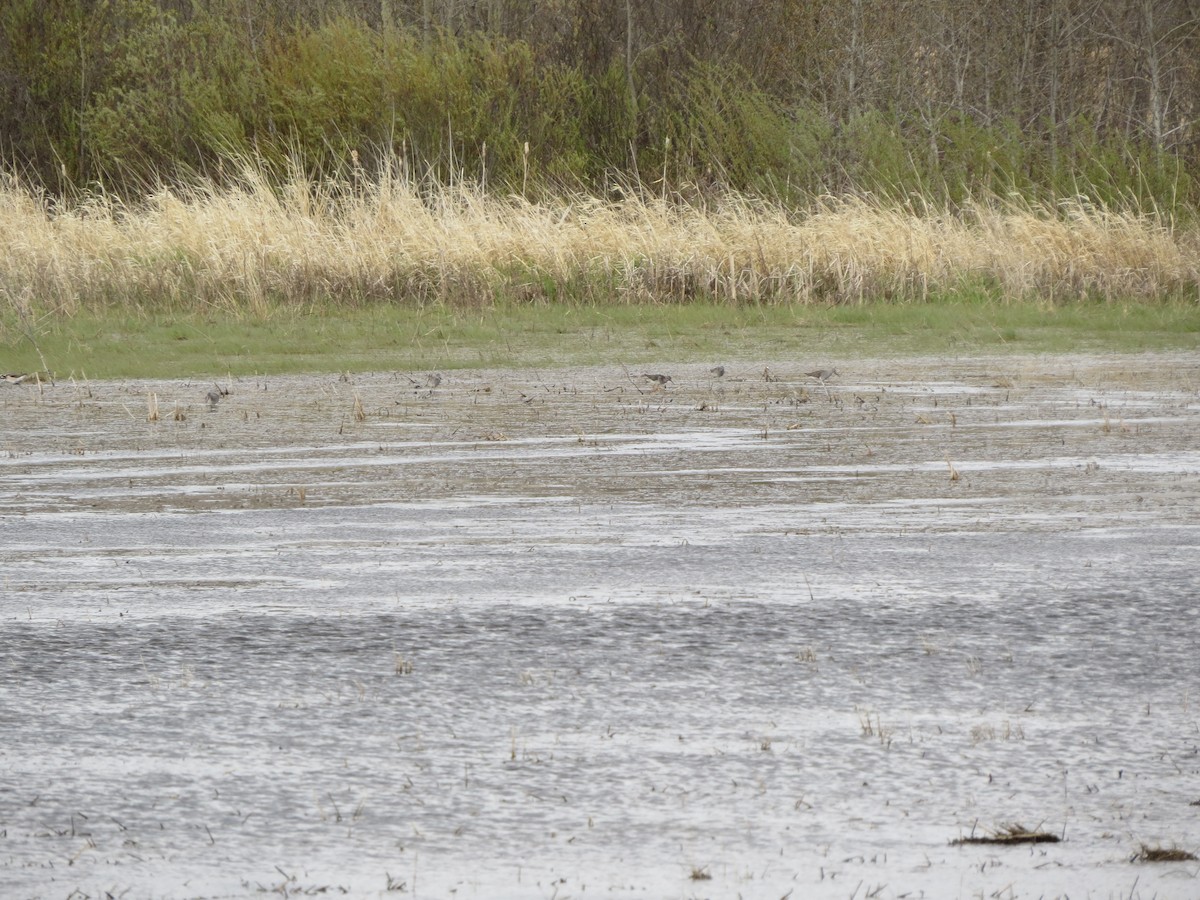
[2,353,1199,898]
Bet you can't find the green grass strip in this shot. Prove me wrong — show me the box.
[2,297,1197,380]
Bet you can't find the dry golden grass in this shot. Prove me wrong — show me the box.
[1,163,1197,317]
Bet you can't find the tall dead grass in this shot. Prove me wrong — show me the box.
[1,163,1196,318]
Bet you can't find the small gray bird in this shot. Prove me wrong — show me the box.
[710,366,725,377]
[805,368,838,384]
[207,385,228,409]
[642,373,672,387]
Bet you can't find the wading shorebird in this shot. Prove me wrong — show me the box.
[642,373,672,388]
[3,373,32,384]
[407,373,442,389]
[805,368,838,384]
[206,386,229,409]
[710,365,725,378]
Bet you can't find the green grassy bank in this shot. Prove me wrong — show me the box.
[3,298,1197,381]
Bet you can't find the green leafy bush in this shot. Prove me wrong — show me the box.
[0,4,1194,215]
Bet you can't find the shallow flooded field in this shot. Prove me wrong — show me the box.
[2,352,1199,899]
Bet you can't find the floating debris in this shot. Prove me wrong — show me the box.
[1132,844,1197,863]
[951,824,1060,846]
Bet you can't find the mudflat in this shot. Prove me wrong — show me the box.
[2,352,1198,898]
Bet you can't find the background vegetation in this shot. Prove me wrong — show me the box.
[3,169,1196,317]
[2,0,1197,380]
[2,0,1197,208]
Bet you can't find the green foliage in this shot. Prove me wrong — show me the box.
[835,109,916,197]
[0,5,1196,213]
[574,59,637,184]
[0,0,128,187]
[6,298,1198,380]
[1053,117,1193,212]
[649,64,832,198]
[263,16,388,165]
[255,23,596,190]
[932,114,1025,203]
[83,1,259,184]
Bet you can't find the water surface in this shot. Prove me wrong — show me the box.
[2,354,1199,898]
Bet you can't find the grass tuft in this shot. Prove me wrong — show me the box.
[1132,844,1198,863]
[952,823,1060,845]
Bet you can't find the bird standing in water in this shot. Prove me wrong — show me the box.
[642,373,672,388]
[805,368,838,384]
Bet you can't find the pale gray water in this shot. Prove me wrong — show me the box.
[2,354,1199,899]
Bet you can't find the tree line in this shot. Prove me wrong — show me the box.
[2,0,1196,206]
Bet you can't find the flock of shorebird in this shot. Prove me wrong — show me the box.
[3,365,839,403]
[641,366,837,389]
